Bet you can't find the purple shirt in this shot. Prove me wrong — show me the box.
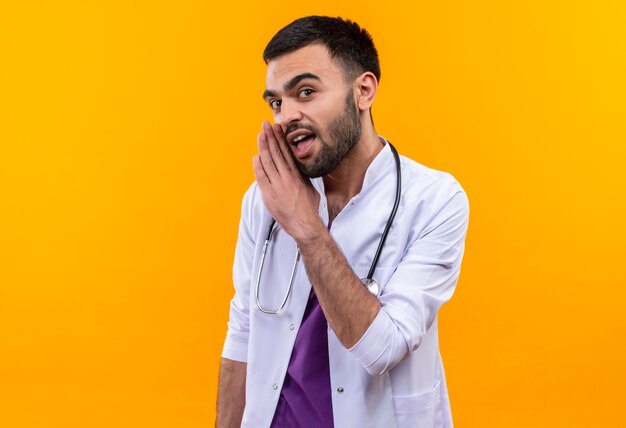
[270,289,334,428]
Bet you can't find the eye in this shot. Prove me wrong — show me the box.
[298,88,314,98]
[269,99,281,110]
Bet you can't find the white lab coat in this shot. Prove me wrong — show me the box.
[223,140,469,427]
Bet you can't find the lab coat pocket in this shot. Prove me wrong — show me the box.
[392,381,440,428]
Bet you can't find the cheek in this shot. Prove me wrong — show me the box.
[307,100,342,128]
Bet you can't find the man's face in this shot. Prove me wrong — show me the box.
[263,44,361,177]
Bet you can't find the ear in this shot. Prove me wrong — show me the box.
[355,71,378,111]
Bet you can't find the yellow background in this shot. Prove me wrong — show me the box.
[1,1,625,426]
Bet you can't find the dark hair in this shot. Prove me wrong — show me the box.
[263,16,381,82]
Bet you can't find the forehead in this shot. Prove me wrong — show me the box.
[265,44,343,89]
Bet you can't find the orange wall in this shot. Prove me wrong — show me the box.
[1,1,625,427]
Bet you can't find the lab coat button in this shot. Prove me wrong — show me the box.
[272,383,278,390]
[289,324,295,330]
[336,387,344,394]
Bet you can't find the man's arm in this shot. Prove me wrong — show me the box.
[218,183,259,426]
[297,226,380,348]
[253,122,469,374]
[253,122,381,348]
[216,357,247,428]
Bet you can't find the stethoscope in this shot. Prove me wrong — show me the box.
[255,142,402,314]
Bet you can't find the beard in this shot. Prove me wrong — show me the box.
[286,89,362,178]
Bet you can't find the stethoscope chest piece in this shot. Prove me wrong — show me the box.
[361,278,380,296]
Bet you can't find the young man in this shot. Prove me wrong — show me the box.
[217,16,469,428]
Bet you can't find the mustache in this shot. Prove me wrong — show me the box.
[284,123,319,139]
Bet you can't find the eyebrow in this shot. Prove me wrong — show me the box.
[262,72,321,101]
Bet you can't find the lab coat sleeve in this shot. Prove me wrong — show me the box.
[349,177,469,375]
[221,184,259,363]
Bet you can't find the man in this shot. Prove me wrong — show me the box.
[217,16,469,428]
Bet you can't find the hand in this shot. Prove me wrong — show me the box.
[253,121,323,243]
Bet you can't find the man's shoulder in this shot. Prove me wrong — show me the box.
[396,155,469,235]
[398,154,466,199]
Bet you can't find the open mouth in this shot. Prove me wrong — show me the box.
[287,130,317,158]
[288,130,315,144]
[292,133,316,145]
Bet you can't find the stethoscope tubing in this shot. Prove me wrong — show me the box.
[255,142,401,314]
[366,142,401,281]
[255,226,301,314]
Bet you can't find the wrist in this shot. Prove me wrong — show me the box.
[294,218,328,255]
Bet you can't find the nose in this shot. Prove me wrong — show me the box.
[277,99,303,129]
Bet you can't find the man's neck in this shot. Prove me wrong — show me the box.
[323,124,383,222]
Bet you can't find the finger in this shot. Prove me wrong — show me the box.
[257,131,279,181]
[253,155,271,187]
[272,123,297,171]
[263,121,289,174]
